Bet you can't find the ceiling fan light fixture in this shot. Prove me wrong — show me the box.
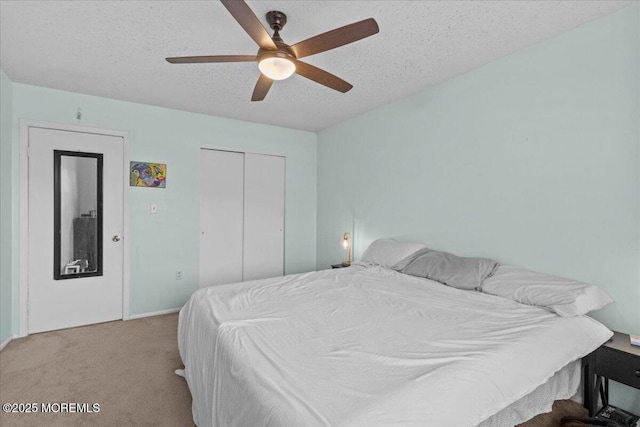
[258,53,296,80]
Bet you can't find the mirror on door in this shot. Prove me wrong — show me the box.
[54,150,103,280]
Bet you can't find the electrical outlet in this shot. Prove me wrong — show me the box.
[176,270,183,280]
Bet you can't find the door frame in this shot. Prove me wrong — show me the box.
[19,120,130,337]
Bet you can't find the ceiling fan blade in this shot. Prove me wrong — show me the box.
[251,74,274,101]
[166,55,256,64]
[294,61,353,93]
[220,0,277,51]
[291,18,379,59]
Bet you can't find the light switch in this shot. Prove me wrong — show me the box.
[150,203,158,214]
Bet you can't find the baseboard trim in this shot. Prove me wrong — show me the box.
[0,335,15,351]
[128,308,181,320]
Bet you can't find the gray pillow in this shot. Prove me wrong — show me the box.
[401,248,498,290]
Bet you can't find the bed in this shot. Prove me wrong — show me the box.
[178,242,613,427]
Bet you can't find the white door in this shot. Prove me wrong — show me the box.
[199,149,285,287]
[28,127,124,333]
[243,153,285,281]
[199,149,244,287]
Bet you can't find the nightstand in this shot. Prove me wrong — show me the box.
[331,263,348,269]
[583,331,640,416]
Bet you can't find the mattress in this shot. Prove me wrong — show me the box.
[478,359,581,426]
[178,265,611,427]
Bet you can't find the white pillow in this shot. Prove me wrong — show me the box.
[481,265,613,316]
[360,238,426,270]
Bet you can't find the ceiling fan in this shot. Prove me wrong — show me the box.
[166,0,379,101]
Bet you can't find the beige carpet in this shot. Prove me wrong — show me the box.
[0,313,586,427]
[0,313,192,426]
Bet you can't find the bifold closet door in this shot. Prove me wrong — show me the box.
[199,149,244,287]
[243,153,285,281]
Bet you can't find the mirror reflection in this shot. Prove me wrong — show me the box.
[54,151,103,280]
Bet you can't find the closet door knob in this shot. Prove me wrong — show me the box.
[112,235,121,242]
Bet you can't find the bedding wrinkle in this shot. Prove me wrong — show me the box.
[179,265,612,427]
[220,326,333,427]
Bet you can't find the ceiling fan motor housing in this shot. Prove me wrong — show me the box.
[260,11,296,62]
[266,11,287,32]
[257,48,295,63]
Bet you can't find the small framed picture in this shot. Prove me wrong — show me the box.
[130,161,166,188]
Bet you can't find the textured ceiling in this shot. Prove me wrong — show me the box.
[0,0,635,132]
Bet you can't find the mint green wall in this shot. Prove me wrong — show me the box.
[318,5,639,410]
[7,83,317,323]
[1,69,14,344]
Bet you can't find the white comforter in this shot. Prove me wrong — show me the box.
[178,265,611,427]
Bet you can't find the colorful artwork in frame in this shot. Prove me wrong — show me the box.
[130,161,166,188]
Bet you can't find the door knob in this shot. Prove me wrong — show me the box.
[112,235,121,242]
